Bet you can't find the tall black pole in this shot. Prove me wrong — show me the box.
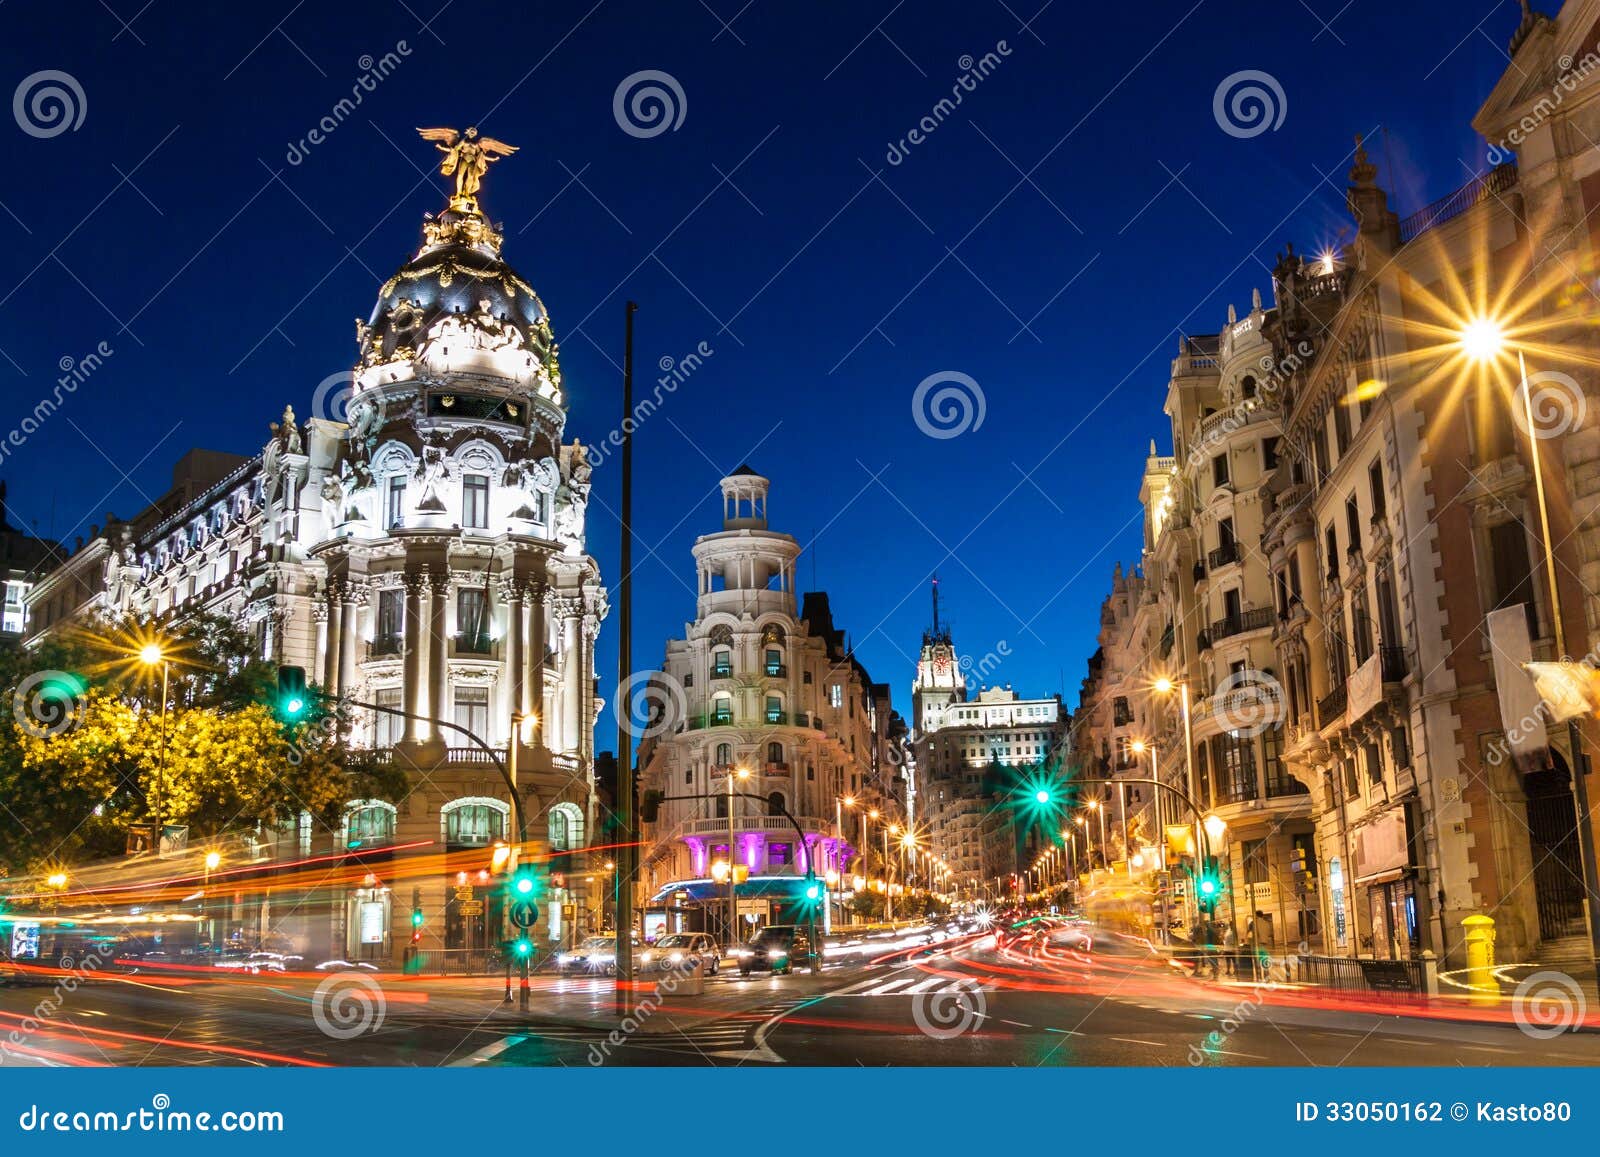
[614,301,637,1012]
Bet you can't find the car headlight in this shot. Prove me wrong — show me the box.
[668,952,683,963]
[733,948,752,957]
[766,949,786,960]
[556,954,572,965]
[640,952,654,963]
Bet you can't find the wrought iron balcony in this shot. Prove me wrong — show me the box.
[1208,541,1240,569]
[1211,605,1274,641]
[1318,683,1347,725]
[711,662,732,679]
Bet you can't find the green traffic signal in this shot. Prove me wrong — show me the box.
[803,880,822,902]
[275,665,309,721]
[1034,789,1051,804]
[411,909,424,928]
[514,938,532,958]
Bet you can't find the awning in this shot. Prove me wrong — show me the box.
[650,876,815,904]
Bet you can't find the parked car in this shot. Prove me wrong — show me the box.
[733,925,820,976]
[638,933,720,975]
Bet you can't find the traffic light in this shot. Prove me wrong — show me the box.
[640,789,664,824]
[509,867,539,898]
[513,936,532,959]
[802,878,823,903]
[1197,859,1221,914]
[275,665,309,721]
[410,886,423,943]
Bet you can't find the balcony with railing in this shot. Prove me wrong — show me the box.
[369,634,404,658]
[1399,161,1517,244]
[454,632,495,656]
[1208,541,1240,570]
[1318,683,1347,726]
[711,661,732,679]
[764,662,787,678]
[1211,605,1274,642]
[1379,645,1407,682]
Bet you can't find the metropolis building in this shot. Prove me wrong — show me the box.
[635,470,904,938]
[26,152,607,962]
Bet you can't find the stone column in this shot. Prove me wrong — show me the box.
[560,596,582,757]
[527,578,547,731]
[337,581,360,696]
[503,578,525,723]
[320,591,340,690]
[403,573,425,741]
[429,571,449,743]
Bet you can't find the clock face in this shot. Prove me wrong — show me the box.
[932,655,951,675]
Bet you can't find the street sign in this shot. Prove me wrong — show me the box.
[453,885,475,901]
[458,900,484,916]
[510,899,539,928]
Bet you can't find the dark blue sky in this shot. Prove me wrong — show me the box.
[3,0,1521,739]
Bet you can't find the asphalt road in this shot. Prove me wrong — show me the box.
[2,924,1596,1067]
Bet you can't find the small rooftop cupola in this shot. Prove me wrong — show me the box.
[721,465,769,530]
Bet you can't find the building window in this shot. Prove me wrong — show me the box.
[766,741,784,766]
[1369,461,1386,521]
[769,841,793,867]
[1262,725,1304,797]
[829,683,843,709]
[1242,838,1269,886]
[387,475,406,529]
[1214,731,1258,805]
[375,588,404,653]
[374,687,403,748]
[463,473,489,529]
[548,803,584,852]
[766,792,785,817]
[765,648,784,676]
[454,685,490,740]
[766,695,783,724]
[1364,742,1383,787]
[712,648,732,678]
[1212,452,1230,488]
[457,587,491,652]
[445,802,505,847]
[712,695,732,725]
[346,803,395,848]
[1261,436,1279,470]
[1486,520,1539,638]
[1391,725,1412,770]
[715,741,732,767]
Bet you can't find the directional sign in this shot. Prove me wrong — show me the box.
[510,899,540,929]
[457,900,484,916]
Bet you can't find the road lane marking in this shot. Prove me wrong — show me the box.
[451,1034,527,1066]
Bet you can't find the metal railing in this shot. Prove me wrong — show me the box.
[1318,683,1347,724]
[1399,161,1517,243]
[1211,605,1273,641]
[1292,953,1429,1000]
[1208,541,1240,569]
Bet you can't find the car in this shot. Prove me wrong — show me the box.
[733,924,821,976]
[638,933,721,976]
[555,934,640,975]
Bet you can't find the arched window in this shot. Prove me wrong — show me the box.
[711,647,732,678]
[761,624,786,676]
[765,694,782,724]
[344,801,396,848]
[1240,374,1257,399]
[712,694,733,725]
[548,802,584,853]
[766,791,786,817]
[715,742,732,767]
[766,741,784,766]
[442,798,508,847]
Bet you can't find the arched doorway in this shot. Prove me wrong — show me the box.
[1524,756,1586,941]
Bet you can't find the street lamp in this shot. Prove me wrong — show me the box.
[836,794,857,926]
[203,850,221,945]
[725,765,751,947]
[1153,676,1202,917]
[139,641,172,845]
[1460,317,1600,991]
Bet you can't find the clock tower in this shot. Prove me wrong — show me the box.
[911,576,963,735]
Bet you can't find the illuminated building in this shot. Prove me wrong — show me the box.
[25,147,606,962]
[634,469,905,937]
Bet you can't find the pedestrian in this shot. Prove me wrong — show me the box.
[1222,921,1238,977]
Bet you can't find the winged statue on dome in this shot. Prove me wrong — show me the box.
[416,126,518,205]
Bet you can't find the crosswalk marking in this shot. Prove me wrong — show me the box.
[834,976,992,998]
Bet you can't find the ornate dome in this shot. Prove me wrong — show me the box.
[360,206,552,366]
